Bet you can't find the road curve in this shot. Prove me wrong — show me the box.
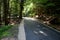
[24,18,60,40]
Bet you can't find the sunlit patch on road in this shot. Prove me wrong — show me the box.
[23,17,36,21]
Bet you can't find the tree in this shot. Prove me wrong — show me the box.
[19,0,24,19]
[0,0,2,25]
[3,0,9,25]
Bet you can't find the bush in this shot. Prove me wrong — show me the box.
[0,25,13,38]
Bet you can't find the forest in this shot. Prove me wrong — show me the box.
[0,0,60,39]
[23,0,60,31]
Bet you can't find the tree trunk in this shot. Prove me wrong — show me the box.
[0,1,2,25]
[3,0,9,25]
[19,0,24,19]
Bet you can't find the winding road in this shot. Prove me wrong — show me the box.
[18,17,60,40]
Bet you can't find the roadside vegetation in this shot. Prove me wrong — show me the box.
[0,25,13,38]
[23,0,60,31]
[0,0,24,39]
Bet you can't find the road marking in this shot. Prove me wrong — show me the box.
[18,20,26,40]
[39,31,48,36]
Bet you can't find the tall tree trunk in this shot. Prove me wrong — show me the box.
[0,1,2,25]
[3,0,9,25]
[8,0,10,23]
[19,0,24,19]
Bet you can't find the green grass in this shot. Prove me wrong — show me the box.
[0,25,13,38]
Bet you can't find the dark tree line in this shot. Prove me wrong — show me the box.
[0,0,24,25]
[47,0,60,17]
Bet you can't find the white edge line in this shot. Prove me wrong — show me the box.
[18,20,26,40]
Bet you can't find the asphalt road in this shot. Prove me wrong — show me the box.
[23,17,60,40]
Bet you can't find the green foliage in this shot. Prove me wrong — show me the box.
[0,25,13,38]
[23,0,56,17]
[9,0,20,17]
[23,0,36,17]
[32,0,48,4]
